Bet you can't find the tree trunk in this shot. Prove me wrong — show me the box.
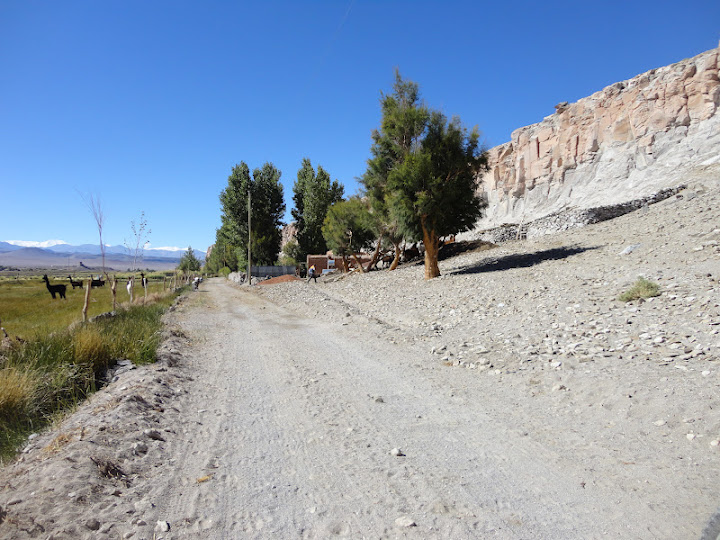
[389,242,402,271]
[352,252,366,273]
[82,280,91,322]
[367,234,384,271]
[111,276,117,311]
[422,224,440,279]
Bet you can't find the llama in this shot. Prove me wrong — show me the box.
[140,272,148,289]
[67,275,83,289]
[42,274,67,299]
[91,276,105,288]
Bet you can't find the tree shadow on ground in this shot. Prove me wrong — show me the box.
[438,240,496,261]
[449,245,600,275]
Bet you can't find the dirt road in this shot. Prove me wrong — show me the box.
[126,279,680,539]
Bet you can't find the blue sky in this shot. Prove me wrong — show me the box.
[2,1,718,253]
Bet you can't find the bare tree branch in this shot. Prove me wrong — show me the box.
[80,192,107,278]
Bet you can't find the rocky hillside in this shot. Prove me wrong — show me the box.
[475,45,720,229]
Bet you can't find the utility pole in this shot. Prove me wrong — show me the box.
[247,186,252,285]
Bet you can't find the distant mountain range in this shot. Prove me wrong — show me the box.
[0,242,204,271]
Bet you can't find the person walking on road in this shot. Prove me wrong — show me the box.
[307,264,317,283]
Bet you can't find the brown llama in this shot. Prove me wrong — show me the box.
[42,274,67,299]
[67,275,83,289]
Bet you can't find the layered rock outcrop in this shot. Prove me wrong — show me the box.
[473,45,720,231]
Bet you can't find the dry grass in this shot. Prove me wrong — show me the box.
[92,396,122,414]
[0,285,183,461]
[0,367,35,421]
[73,327,111,371]
[42,430,78,455]
[133,292,165,305]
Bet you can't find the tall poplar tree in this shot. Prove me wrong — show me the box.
[215,162,251,272]
[250,162,286,265]
[292,158,344,260]
[214,161,285,271]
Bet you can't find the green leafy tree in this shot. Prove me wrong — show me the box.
[249,162,286,265]
[371,72,488,279]
[279,238,301,266]
[291,159,313,241]
[292,158,344,261]
[202,245,217,274]
[361,70,429,270]
[178,246,202,273]
[216,163,252,271]
[322,197,375,273]
[205,226,235,274]
[215,161,286,271]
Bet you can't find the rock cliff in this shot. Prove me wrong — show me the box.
[474,45,720,230]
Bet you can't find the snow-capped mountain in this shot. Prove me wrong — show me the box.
[0,241,204,270]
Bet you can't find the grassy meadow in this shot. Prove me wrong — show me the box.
[0,272,173,339]
[0,272,184,463]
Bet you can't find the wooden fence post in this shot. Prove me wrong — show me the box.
[82,280,91,322]
[111,275,117,311]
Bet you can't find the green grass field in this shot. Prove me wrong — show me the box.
[0,274,185,462]
[0,273,174,339]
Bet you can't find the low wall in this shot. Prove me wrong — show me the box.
[472,185,685,244]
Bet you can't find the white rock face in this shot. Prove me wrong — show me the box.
[474,46,720,229]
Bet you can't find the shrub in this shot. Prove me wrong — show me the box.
[619,277,660,302]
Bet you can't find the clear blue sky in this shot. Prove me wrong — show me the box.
[2,1,718,253]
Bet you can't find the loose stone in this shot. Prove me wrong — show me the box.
[395,516,417,527]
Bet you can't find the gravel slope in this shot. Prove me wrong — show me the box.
[255,179,720,538]
[0,180,718,539]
